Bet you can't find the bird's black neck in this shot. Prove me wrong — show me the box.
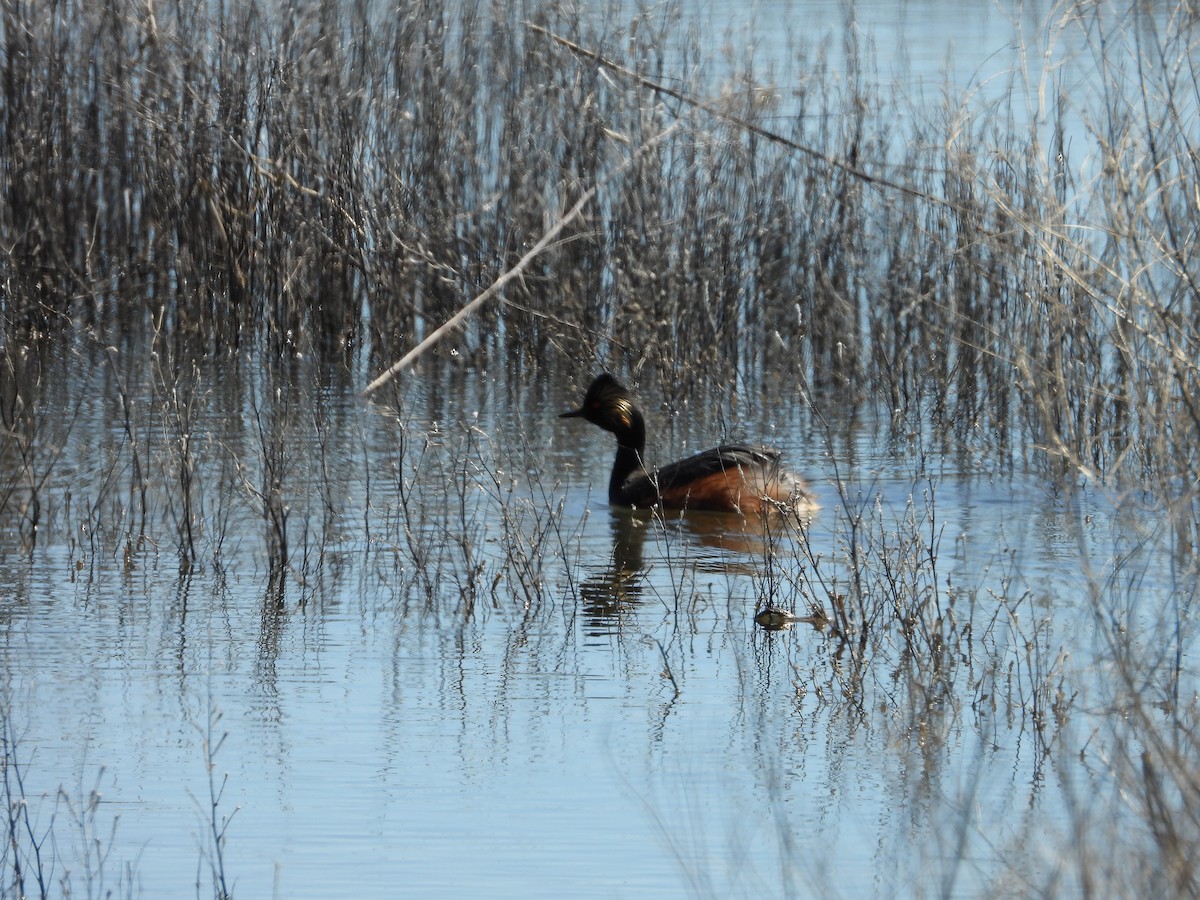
[607,412,647,504]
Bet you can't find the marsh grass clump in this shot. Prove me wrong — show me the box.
[2,0,1197,505]
[373,382,589,627]
[2,0,1200,895]
[0,343,59,549]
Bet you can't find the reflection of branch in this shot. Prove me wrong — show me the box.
[650,636,681,700]
[1,702,51,897]
[189,689,237,900]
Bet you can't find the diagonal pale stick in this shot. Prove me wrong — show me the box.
[528,22,944,206]
[361,186,594,395]
[363,124,678,396]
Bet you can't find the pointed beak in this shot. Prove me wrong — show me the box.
[559,408,584,419]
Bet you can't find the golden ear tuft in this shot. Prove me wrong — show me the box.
[610,397,633,429]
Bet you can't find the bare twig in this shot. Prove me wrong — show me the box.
[528,22,945,205]
[362,186,595,394]
[363,123,680,395]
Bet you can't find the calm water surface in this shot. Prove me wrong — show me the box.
[4,347,1144,897]
[1,3,1175,898]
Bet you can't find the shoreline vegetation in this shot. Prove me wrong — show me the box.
[2,0,1199,896]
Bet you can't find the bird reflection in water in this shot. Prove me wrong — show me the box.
[579,510,648,629]
[579,505,817,632]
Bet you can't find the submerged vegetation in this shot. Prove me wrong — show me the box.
[2,0,1200,895]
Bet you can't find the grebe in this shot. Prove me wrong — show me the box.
[560,374,816,516]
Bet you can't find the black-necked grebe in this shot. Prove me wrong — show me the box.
[560,374,816,515]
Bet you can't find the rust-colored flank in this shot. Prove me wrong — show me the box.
[657,467,749,512]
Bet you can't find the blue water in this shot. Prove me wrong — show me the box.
[3,357,1144,897]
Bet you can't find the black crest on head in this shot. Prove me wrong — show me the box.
[560,373,635,431]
